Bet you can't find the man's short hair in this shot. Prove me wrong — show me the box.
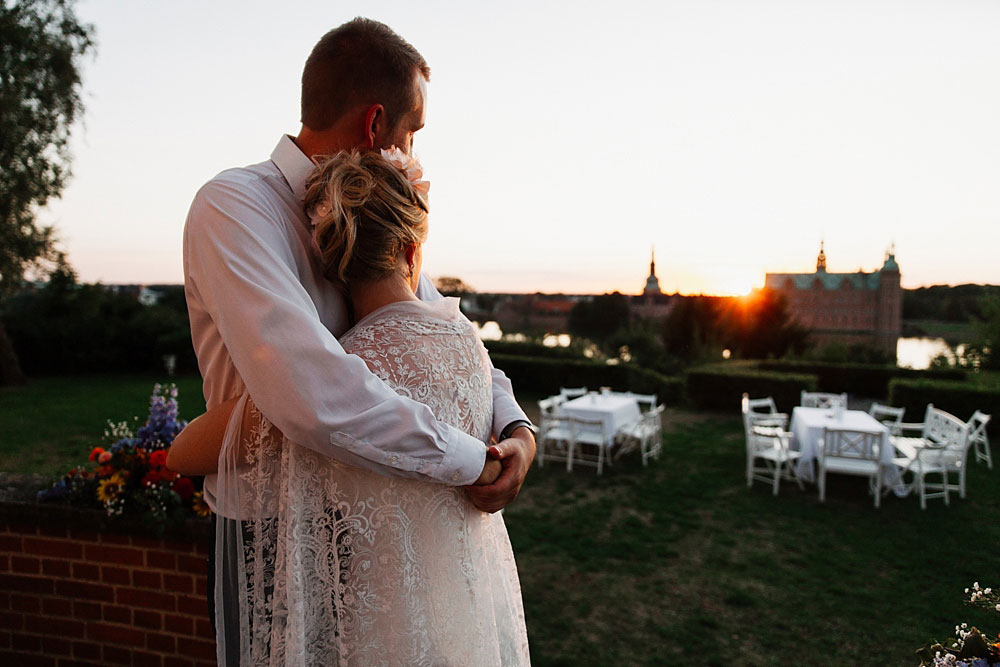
[301,18,431,131]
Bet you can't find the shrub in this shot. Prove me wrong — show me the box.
[491,354,684,405]
[757,360,966,399]
[484,340,586,360]
[685,365,818,411]
[888,378,1000,435]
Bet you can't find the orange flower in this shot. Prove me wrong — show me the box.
[191,491,210,518]
[89,447,105,462]
[96,473,125,503]
[95,465,114,477]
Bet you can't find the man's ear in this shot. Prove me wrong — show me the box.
[364,104,386,149]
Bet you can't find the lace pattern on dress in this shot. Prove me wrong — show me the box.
[214,299,530,666]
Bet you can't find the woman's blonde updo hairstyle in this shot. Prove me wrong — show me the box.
[305,150,429,295]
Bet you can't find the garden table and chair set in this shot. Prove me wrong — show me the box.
[742,391,992,508]
[535,387,664,474]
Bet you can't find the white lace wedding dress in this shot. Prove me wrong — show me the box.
[214,297,530,666]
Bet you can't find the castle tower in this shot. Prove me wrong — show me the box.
[643,247,662,296]
[816,240,827,272]
[875,245,901,356]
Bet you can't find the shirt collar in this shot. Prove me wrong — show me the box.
[270,134,315,203]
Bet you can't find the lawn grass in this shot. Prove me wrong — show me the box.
[2,378,998,664]
[0,374,206,478]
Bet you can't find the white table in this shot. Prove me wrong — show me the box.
[561,393,642,448]
[789,407,906,496]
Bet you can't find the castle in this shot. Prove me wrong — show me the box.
[764,243,902,356]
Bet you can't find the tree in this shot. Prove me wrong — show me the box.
[568,292,630,343]
[0,0,94,384]
[434,276,475,296]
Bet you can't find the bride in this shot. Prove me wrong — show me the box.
[168,149,530,666]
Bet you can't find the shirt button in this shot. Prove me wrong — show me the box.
[390,455,399,463]
[451,472,460,481]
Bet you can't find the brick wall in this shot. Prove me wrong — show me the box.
[0,500,216,667]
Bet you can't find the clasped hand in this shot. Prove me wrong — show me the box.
[464,426,536,514]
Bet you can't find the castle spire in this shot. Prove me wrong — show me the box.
[816,240,827,272]
[644,245,662,296]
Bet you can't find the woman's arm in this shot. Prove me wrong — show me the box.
[166,395,244,475]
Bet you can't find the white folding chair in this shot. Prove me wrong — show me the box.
[968,410,993,469]
[801,391,848,410]
[890,405,971,508]
[566,416,611,475]
[818,427,883,508]
[536,397,571,468]
[869,403,905,435]
[745,416,803,496]
[617,404,665,466]
[559,386,587,400]
[741,393,788,438]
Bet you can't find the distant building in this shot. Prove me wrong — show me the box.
[632,247,673,320]
[764,243,902,356]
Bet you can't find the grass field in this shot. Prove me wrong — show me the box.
[3,376,999,665]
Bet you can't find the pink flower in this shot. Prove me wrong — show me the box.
[98,451,112,464]
[380,146,430,196]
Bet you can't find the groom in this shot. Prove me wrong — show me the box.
[183,16,536,643]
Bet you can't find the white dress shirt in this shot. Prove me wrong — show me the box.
[184,136,528,510]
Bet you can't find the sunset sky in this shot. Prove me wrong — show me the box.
[42,0,1000,296]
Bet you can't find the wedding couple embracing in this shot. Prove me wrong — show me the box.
[166,17,534,667]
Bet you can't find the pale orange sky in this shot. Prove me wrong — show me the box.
[43,0,1000,296]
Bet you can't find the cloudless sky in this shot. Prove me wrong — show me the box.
[44,0,1000,295]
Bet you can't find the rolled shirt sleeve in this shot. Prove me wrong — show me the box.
[184,174,488,486]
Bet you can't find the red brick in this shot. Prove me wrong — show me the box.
[133,609,161,630]
[0,592,8,609]
[0,534,24,550]
[0,573,54,594]
[87,621,145,647]
[195,618,212,640]
[55,580,114,603]
[101,645,132,665]
[71,562,100,580]
[73,600,101,620]
[24,615,85,638]
[146,631,176,652]
[100,533,132,546]
[11,632,42,652]
[132,651,164,667]
[177,637,216,661]
[66,527,99,542]
[42,636,72,655]
[194,661,216,667]
[0,630,9,649]
[176,554,207,572]
[145,551,176,570]
[115,587,176,612]
[0,555,8,572]
[42,597,73,616]
[42,559,72,577]
[23,537,82,559]
[164,657,196,667]
[37,523,68,538]
[194,576,207,596]
[83,544,144,566]
[132,569,162,589]
[164,614,194,636]
[176,594,207,617]
[100,565,130,586]
[130,535,165,550]
[102,604,130,624]
[5,521,38,535]
[163,573,194,594]
[56,659,104,667]
[72,640,101,660]
[11,556,41,574]
[0,610,23,630]
[0,650,55,666]
[11,594,40,613]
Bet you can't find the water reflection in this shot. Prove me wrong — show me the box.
[896,337,966,370]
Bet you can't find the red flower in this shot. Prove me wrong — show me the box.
[89,447,105,462]
[141,470,162,487]
[172,477,195,501]
[160,469,178,483]
[95,465,114,477]
[149,450,168,468]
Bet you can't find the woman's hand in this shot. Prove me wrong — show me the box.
[474,456,502,486]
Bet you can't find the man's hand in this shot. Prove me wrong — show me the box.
[464,426,536,513]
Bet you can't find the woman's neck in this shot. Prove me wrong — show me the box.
[350,276,419,323]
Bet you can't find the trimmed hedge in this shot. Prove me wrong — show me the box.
[685,366,818,412]
[490,354,685,405]
[757,360,967,399]
[483,340,586,360]
[888,378,1000,435]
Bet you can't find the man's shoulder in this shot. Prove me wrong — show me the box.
[198,158,285,201]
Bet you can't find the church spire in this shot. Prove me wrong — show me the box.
[816,240,827,272]
[644,245,662,296]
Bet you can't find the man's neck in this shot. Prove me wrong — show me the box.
[294,117,366,160]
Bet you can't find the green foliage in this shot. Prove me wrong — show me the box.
[491,353,684,405]
[661,295,727,362]
[484,339,587,360]
[903,284,1000,322]
[2,273,195,375]
[685,365,818,411]
[758,360,966,399]
[800,339,895,365]
[889,378,1000,435]
[967,294,1000,371]
[568,292,630,342]
[0,0,95,297]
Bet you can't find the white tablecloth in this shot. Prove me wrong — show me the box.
[789,407,905,495]
[561,393,642,446]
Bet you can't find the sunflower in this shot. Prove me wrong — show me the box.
[96,473,125,503]
[191,490,211,518]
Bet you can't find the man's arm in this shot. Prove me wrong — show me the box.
[184,176,487,485]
